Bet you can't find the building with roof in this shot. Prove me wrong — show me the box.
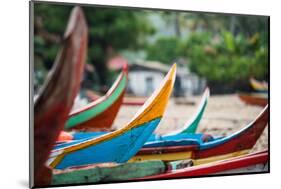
[127,60,206,97]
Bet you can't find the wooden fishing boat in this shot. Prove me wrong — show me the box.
[33,7,88,186]
[129,105,268,163]
[250,77,268,92]
[86,90,147,106]
[48,64,176,170]
[51,158,194,185]
[52,150,267,185]
[135,150,268,180]
[51,160,166,185]
[64,65,128,131]
[238,93,268,107]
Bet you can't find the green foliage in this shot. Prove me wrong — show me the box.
[146,37,182,63]
[33,3,268,93]
[34,3,154,87]
[146,30,268,91]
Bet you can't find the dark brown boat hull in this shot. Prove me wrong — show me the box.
[33,7,88,186]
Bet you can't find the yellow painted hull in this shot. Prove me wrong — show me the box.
[129,151,193,162]
[129,149,250,166]
[193,149,250,165]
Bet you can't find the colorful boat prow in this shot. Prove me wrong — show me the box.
[65,66,128,131]
[165,87,209,135]
[48,64,177,169]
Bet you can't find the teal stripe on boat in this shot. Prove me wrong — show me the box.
[65,75,127,129]
[180,99,207,134]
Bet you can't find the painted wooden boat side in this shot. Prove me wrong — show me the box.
[129,149,249,163]
[238,94,268,107]
[65,67,128,131]
[33,7,88,186]
[165,87,209,135]
[129,105,268,162]
[51,160,165,185]
[194,105,268,158]
[136,150,268,180]
[48,64,176,169]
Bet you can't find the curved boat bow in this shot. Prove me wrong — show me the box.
[130,105,268,162]
[164,87,209,135]
[65,66,128,131]
[33,7,87,186]
[48,64,176,169]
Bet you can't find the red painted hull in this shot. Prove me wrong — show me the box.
[239,94,268,107]
[70,90,125,131]
[137,106,268,160]
[137,151,268,180]
[33,7,87,186]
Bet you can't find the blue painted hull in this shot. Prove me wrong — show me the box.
[57,131,215,150]
[54,118,161,169]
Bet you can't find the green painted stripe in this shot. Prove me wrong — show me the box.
[65,75,127,129]
[181,98,207,134]
[51,160,165,185]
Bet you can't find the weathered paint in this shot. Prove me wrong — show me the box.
[51,160,165,185]
[33,7,87,187]
[48,64,177,169]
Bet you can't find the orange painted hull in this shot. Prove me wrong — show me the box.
[71,90,125,131]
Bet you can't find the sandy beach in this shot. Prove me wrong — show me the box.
[113,94,268,152]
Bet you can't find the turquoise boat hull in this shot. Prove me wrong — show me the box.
[53,118,161,169]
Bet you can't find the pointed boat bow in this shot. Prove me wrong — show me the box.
[34,7,88,186]
[49,64,177,168]
[65,66,128,131]
[165,87,210,136]
[195,105,268,159]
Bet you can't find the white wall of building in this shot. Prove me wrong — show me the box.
[128,71,165,96]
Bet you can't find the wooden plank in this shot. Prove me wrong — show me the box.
[51,160,165,185]
[33,6,88,187]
